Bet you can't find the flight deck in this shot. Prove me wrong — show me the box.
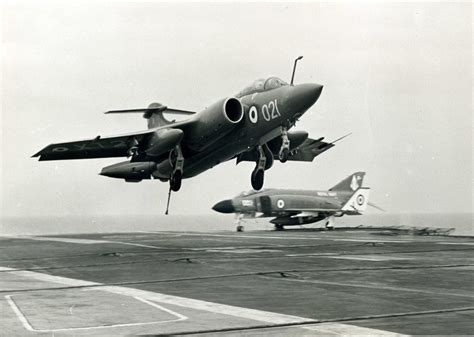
[1,228,473,335]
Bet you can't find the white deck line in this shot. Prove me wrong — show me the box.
[1,266,311,325]
[2,266,409,335]
[5,294,188,332]
[261,275,474,298]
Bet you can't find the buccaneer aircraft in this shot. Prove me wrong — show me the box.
[33,57,344,212]
[213,172,382,231]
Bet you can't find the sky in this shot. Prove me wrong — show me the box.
[1,1,472,218]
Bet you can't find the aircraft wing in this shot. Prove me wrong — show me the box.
[284,207,341,214]
[285,133,351,162]
[236,134,350,164]
[285,138,335,162]
[32,121,194,161]
[285,208,340,213]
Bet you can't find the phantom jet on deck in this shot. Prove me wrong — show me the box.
[213,172,379,231]
[33,57,341,213]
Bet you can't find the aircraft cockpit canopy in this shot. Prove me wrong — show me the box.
[235,77,288,98]
[237,189,268,197]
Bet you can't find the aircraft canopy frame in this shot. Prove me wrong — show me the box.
[235,77,288,98]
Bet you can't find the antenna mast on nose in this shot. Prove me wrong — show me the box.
[290,56,303,85]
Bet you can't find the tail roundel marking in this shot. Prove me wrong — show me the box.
[341,188,370,212]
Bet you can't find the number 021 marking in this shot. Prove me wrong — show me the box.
[262,99,281,121]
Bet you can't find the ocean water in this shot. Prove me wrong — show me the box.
[1,213,472,236]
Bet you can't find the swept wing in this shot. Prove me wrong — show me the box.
[32,120,195,161]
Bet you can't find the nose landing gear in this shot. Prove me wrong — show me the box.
[235,214,244,232]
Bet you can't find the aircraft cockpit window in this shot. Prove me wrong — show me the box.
[235,79,265,98]
[235,78,288,98]
[264,77,288,91]
[237,189,266,197]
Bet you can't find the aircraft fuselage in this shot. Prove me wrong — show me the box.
[181,83,322,178]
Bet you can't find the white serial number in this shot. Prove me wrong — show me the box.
[261,99,281,122]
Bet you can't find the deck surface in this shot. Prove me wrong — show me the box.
[1,228,473,335]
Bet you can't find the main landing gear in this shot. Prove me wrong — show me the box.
[251,146,266,190]
[278,127,290,163]
[166,145,184,215]
[325,216,335,230]
[127,138,140,158]
[274,224,284,231]
[169,146,184,192]
[250,126,290,190]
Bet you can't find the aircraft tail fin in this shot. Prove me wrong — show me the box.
[341,187,370,213]
[105,103,196,129]
[329,172,365,192]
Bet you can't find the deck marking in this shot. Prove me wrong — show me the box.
[133,296,188,321]
[324,255,413,261]
[204,248,282,254]
[286,253,338,257]
[111,241,163,249]
[1,266,455,335]
[6,236,164,249]
[5,294,188,332]
[2,266,312,325]
[260,276,474,298]
[438,242,474,246]
[16,236,110,244]
[152,232,412,243]
[303,322,408,336]
[99,285,313,324]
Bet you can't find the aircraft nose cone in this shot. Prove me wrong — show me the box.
[311,83,324,101]
[288,83,324,113]
[99,167,113,177]
[298,83,324,105]
[212,199,235,213]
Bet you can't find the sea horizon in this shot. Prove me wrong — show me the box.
[1,212,472,237]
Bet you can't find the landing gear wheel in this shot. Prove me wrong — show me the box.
[275,224,284,231]
[236,225,244,232]
[251,169,264,190]
[170,171,182,192]
[325,221,334,230]
[279,148,290,163]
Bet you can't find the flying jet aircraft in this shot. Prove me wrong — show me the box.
[32,57,343,212]
[213,172,380,231]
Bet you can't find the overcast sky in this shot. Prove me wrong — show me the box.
[1,1,472,218]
